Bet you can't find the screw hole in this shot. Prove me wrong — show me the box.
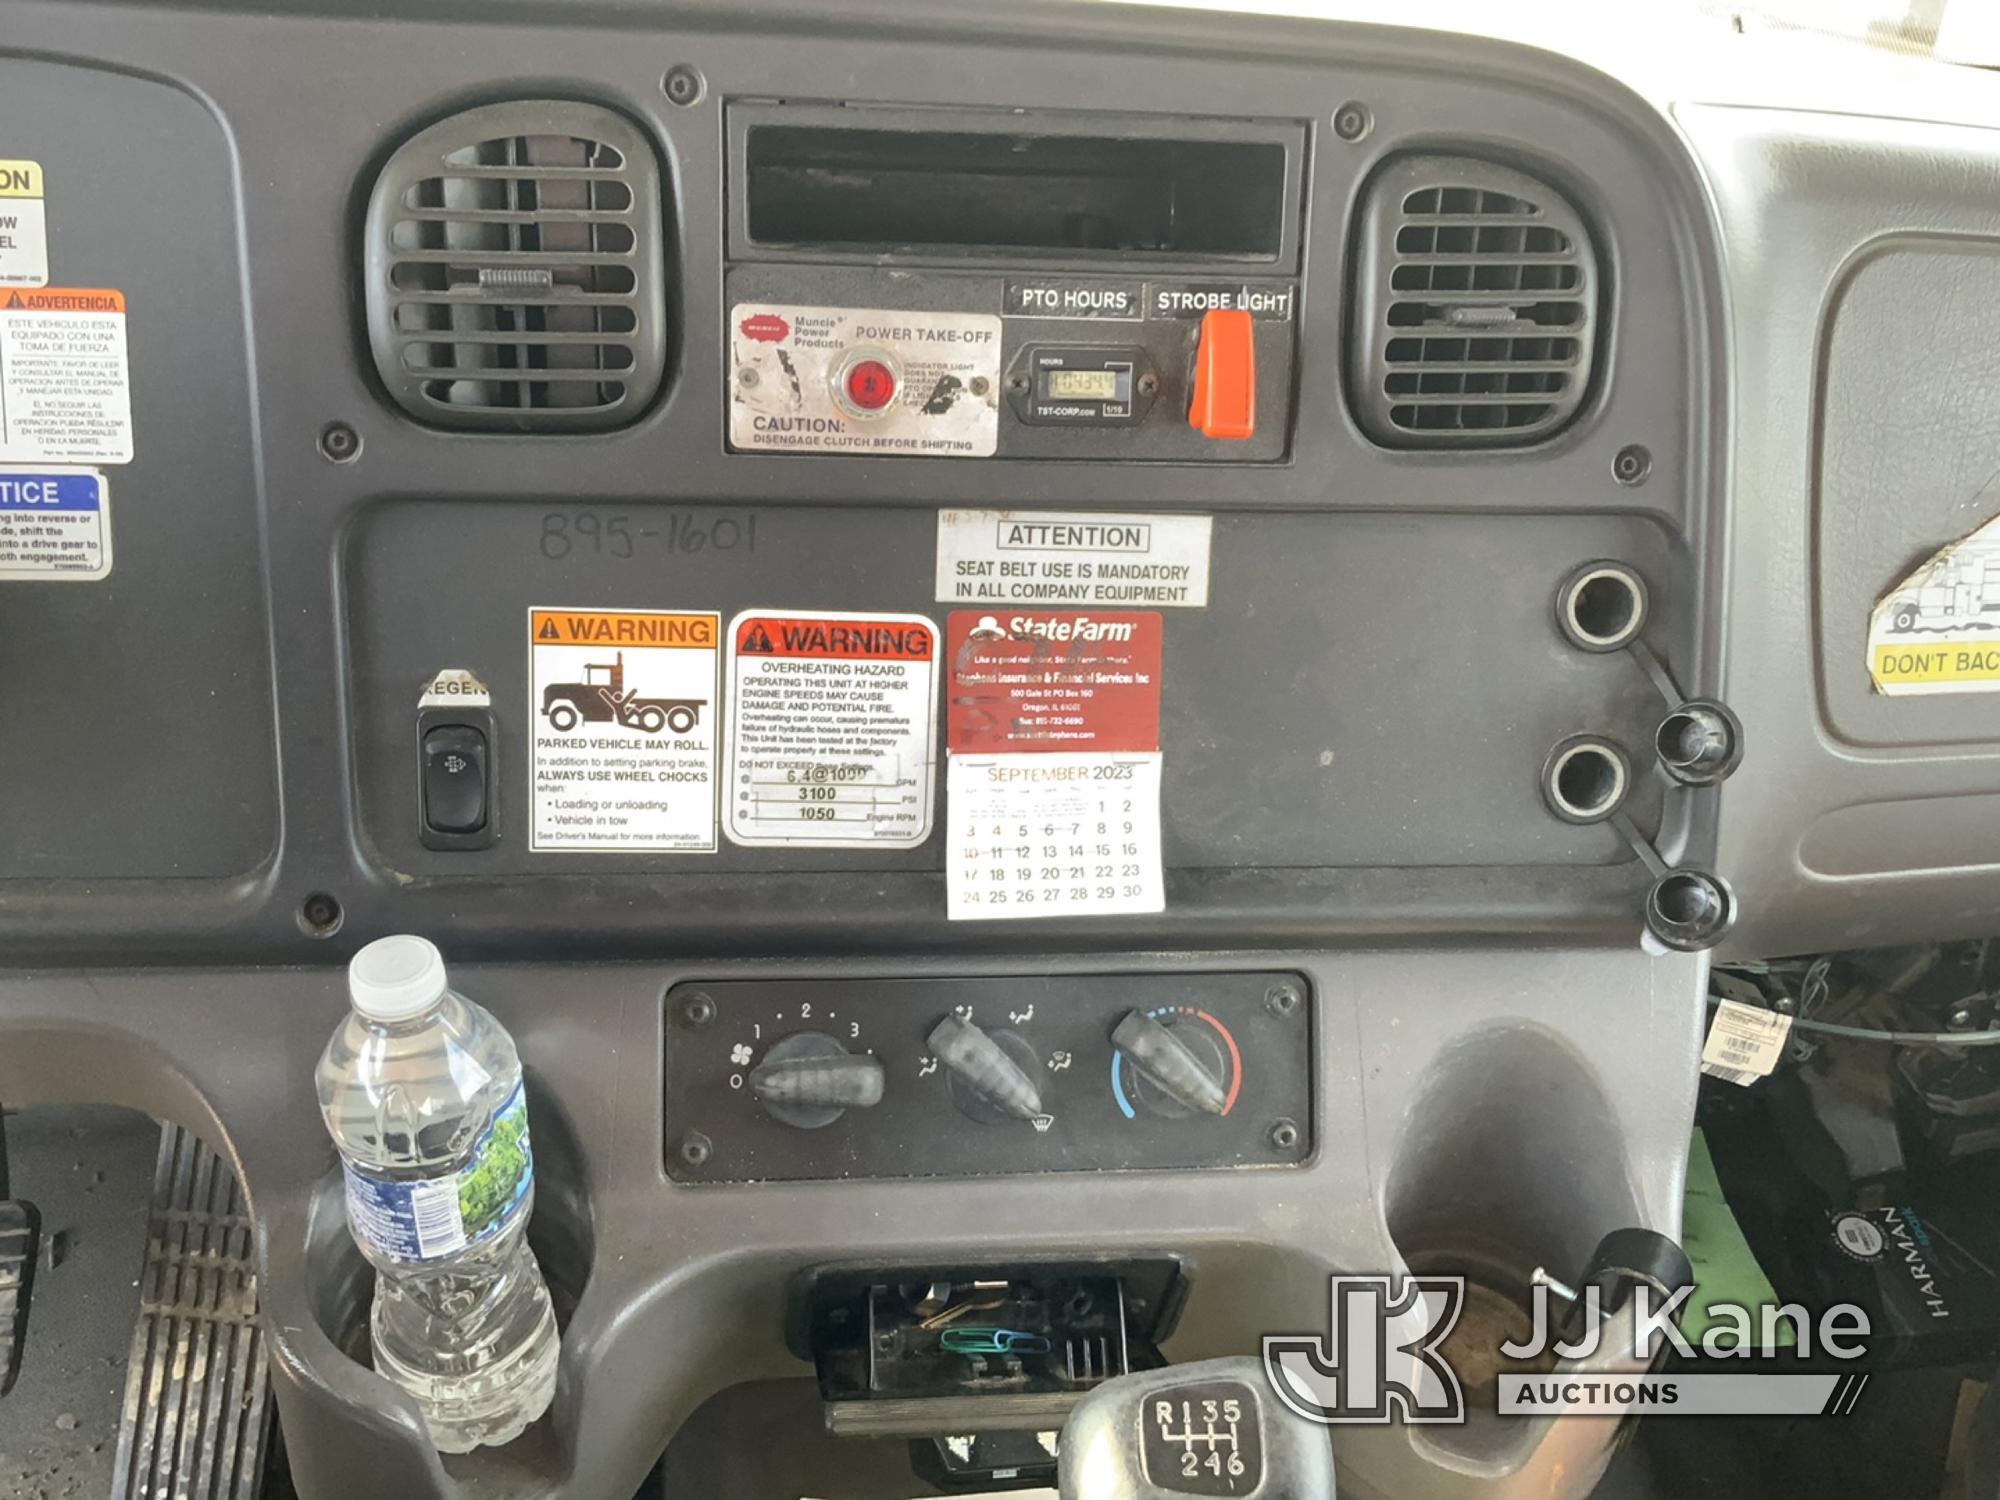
[663,65,704,106]
[1269,1120,1301,1152]
[1613,444,1652,485]
[1332,102,1372,142]
[317,422,361,465]
[297,892,344,938]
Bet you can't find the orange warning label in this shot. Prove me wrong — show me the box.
[2,287,124,314]
[531,609,716,649]
[734,614,937,661]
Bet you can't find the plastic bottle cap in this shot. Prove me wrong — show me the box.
[347,934,448,1021]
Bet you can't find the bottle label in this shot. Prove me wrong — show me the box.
[341,1082,533,1263]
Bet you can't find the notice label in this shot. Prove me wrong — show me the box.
[937,510,1212,609]
[0,467,109,580]
[0,162,48,289]
[0,288,132,464]
[1700,998,1794,1087]
[726,609,939,848]
[1869,512,2000,693]
[946,609,1164,919]
[528,607,720,852]
[729,303,1002,457]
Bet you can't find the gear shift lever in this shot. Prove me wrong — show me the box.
[1058,1357,1335,1499]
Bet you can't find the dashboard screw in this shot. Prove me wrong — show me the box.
[1268,1119,1301,1153]
[1008,373,1031,394]
[1264,981,1303,1018]
[317,421,361,464]
[1332,102,1372,143]
[1137,372,1160,397]
[663,65,704,106]
[682,992,716,1028]
[297,892,343,938]
[677,1132,713,1170]
[968,375,991,397]
[1613,444,1652,485]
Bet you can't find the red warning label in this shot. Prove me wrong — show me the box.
[947,610,1163,755]
[735,615,936,661]
[726,609,940,848]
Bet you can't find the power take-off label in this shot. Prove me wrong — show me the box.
[729,303,1002,457]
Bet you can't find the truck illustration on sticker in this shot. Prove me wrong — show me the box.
[539,650,705,734]
[1881,541,2000,633]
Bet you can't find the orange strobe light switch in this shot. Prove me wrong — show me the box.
[1188,308,1256,441]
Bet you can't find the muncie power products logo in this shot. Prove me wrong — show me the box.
[1262,1275,1873,1424]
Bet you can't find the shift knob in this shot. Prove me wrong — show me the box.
[1059,1357,1334,1499]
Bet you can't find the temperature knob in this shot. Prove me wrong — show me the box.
[749,1032,884,1130]
[1112,1010,1230,1118]
[928,1015,1049,1127]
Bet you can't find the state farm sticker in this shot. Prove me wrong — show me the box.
[945,610,1165,920]
[528,607,719,852]
[726,610,939,848]
[728,303,1001,457]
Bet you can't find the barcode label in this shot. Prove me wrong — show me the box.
[1700,998,1793,1087]
[409,1179,468,1259]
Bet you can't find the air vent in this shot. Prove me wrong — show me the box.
[1350,155,1597,447]
[364,101,667,431]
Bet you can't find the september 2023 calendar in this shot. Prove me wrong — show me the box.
[944,610,1164,920]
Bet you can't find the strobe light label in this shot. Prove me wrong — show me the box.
[728,303,1002,457]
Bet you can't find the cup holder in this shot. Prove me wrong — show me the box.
[305,1078,596,1363]
[1385,1025,1641,1468]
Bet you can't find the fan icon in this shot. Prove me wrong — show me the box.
[729,1044,754,1066]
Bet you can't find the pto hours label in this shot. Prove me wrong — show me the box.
[726,610,939,848]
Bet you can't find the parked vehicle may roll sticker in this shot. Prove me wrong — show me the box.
[1869,512,2000,694]
[528,607,720,851]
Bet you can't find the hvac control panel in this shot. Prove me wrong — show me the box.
[663,973,1314,1182]
[723,104,1305,463]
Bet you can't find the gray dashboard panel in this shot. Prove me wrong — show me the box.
[1685,104,2000,956]
[0,0,1727,962]
[0,2,1741,1496]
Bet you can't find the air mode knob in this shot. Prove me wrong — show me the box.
[928,1014,1049,1127]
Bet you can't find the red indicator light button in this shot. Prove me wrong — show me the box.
[1188,308,1256,441]
[838,354,900,416]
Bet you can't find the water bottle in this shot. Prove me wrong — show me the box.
[315,935,559,1452]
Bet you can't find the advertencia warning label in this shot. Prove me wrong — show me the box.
[528,607,720,852]
[0,288,132,464]
[0,162,48,288]
[728,304,1001,457]
[945,610,1165,920]
[936,510,1212,609]
[727,610,939,848]
[1869,512,2000,694]
[0,467,110,580]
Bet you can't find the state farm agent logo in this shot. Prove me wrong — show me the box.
[738,312,789,343]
